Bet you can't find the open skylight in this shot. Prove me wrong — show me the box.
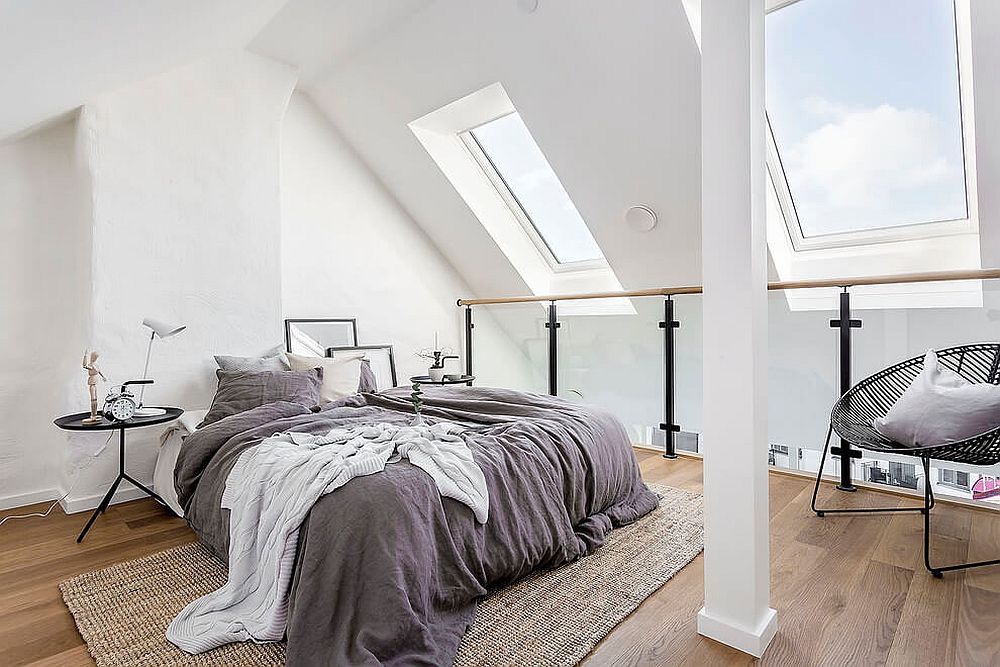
[464,113,604,267]
[410,83,631,315]
[766,0,970,242]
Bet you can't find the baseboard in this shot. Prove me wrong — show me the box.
[0,488,60,512]
[697,606,778,658]
[60,479,152,515]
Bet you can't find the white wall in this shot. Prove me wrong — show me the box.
[280,91,533,386]
[0,0,289,142]
[64,51,297,509]
[1,49,534,514]
[0,117,92,509]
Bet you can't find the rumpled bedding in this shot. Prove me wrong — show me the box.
[167,420,487,653]
[174,386,657,666]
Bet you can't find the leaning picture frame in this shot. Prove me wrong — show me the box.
[284,318,358,357]
[327,345,397,390]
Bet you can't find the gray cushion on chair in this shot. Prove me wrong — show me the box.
[874,349,1000,447]
[198,368,323,428]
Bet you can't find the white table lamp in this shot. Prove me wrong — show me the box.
[134,317,186,417]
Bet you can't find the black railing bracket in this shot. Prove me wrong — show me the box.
[829,289,862,491]
[660,297,681,459]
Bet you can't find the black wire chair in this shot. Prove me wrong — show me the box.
[812,343,1000,578]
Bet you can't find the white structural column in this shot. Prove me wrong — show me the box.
[697,0,777,658]
[971,0,999,266]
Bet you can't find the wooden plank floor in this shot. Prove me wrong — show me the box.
[586,451,1000,666]
[4,452,1000,665]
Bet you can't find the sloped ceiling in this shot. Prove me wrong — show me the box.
[3,0,703,299]
[0,0,289,142]
[255,0,703,299]
[249,0,431,85]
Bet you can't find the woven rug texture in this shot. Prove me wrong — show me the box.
[60,482,703,667]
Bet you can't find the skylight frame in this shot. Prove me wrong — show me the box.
[765,0,978,252]
[460,114,608,274]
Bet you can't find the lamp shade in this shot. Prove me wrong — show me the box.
[142,318,186,339]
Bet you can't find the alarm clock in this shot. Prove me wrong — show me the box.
[103,379,153,422]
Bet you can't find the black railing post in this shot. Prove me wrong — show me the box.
[464,305,474,386]
[544,301,559,396]
[829,288,862,491]
[659,297,681,459]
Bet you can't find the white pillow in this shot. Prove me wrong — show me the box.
[286,351,366,403]
[873,350,1000,447]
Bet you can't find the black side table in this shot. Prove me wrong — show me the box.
[54,407,183,542]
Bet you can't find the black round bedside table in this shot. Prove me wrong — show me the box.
[55,407,183,542]
[408,375,474,423]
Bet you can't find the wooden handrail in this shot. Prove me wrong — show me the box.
[456,268,1000,306]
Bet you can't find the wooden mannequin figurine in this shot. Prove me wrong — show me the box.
[82,351,106,424]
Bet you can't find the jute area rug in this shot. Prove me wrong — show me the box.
[60,483,702,667]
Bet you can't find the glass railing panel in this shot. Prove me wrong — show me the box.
[764,278,1000,508]
[767,286,841,477]
[471,303,549,394]
[672,294,703,454]
[670,289,843,464]
[555,297,664,449]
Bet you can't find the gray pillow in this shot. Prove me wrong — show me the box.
[198,368,323,428]
[214,345,290,373]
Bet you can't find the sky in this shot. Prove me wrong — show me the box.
[472,113,604,265]
[766,0,968,237]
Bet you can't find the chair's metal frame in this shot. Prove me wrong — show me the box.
[812,343,1000,578]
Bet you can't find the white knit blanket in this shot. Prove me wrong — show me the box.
[166,420,487,654]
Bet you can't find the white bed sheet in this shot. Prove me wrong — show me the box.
[154,409,208,517]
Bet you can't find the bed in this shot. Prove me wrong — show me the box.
[173,385,658,666]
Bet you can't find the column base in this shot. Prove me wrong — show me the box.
[697,606,777,658]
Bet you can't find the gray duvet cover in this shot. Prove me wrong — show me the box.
[175,386,657,666]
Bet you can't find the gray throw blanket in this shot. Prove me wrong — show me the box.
[175,386,657,666]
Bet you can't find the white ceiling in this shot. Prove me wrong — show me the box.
[249,0,431,85]
[0,0,289,142]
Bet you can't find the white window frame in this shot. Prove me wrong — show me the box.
[460,116,608,274]
[765,0,978,252]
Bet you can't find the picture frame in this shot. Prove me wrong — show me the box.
[327,345,397,389]
[284,318,358,357]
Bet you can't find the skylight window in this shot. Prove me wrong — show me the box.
[766,0,969,240]
[465,113,604,266]
[410,83,631,314]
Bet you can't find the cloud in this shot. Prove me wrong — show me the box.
[781,100,965,233]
